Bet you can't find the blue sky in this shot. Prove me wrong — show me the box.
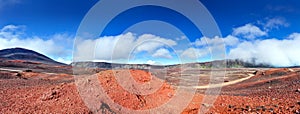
[0,0,300,66]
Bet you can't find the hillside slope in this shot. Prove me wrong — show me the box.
[0,48,65,65]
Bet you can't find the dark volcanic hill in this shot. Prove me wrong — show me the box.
[0,48,65,65]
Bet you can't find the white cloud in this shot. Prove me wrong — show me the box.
[135,34,177,52]
[195,35,239,47]
[152,48,172,59]
[146,60,156,65]
[0,0,21,10]
[74,32,177,62]
[0,25,73,64]
[180,48,210,59]
[1,24,19,31]
[263,17,289,31]
[180,48,198,59]
[266,5,295,13]
[56,57,72,64]
[135,42,165,52]
[179,35,232,60]
[175,36,187,41]
[189,22,300,66]
[0,25,25,39]
[223,35,240,46]
[288,33,300,39]
[228,33,300,66]
[233,24,267,39]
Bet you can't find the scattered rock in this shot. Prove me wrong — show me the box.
[288,68,295,72]
[254,70,265,76]
[16,73,22,77]
[41,89,60,101]
[1,67,300,113]
[248,108,252,111]
[269,108,274,111]
[295,109,300,114]
[15,73,27,80]
[167,92,173,98]
[256,108,260,111]
[135,94,146,107]
[262,107,267,111]
[296,89,300,93]
[202,103,210,107]
[24,70,33,72]
[256,106,264,111]
[86,79,91,83]
[240,107,245,111]
[100,102,116,114]
[245,105,250,109]
[228,105,234,108]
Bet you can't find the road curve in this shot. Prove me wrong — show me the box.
[181,73,255,89]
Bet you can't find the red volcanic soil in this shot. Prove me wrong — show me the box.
[214,68,300,113]
[0,68,300,113]
[0,79,89,113]
[97,70,175,110]
[7,60,42,65]
[0,59,72,74]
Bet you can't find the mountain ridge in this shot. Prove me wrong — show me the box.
[71,59,276,69]
[0,48,65,65]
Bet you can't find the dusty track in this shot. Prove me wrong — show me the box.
[190,73,255,89]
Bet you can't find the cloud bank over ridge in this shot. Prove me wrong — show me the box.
[1,16,299,67]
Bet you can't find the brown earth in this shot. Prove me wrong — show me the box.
[0,67,300,113]
[96,70,175,110]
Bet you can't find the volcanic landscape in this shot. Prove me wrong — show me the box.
[0,48,300,113]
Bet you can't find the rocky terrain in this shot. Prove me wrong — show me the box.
[0,48,299,113]
[1,67,299,113]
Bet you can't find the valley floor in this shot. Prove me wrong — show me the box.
[0,67,300,113]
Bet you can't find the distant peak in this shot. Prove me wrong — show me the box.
[0,48,65,65]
